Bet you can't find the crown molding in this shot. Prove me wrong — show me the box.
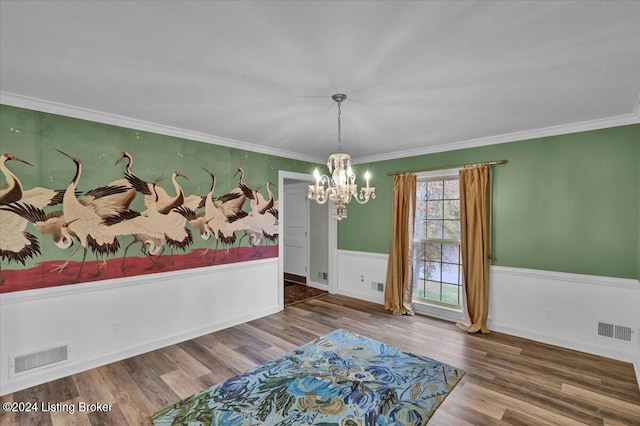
[353,109,640,165]
[0,92,325,164]
[2,91,637,167]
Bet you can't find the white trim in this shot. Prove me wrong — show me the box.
[415,167,460,179]
[491,266,639,289]
[0,91,325,164]
[413,301,462,323]
[0,304,279,396]
[336,289,383,305]
[4,91,637,168]
[307,281,329,291]
[0,258,278,305]
[327,204,338,295]
[337,249,388,261]
[353,112,640,164]
[489,322,636,363]
[635,360,640,392]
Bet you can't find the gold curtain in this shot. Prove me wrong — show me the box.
[384,174,416,315]
[457,166,491,333]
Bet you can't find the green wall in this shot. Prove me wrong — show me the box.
[0,104,315,266]
[2,104,638,280]
[340,124,640,280]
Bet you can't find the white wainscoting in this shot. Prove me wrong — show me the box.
[336,250,388,304]
[489,266,639,363]
[0,259,280,396]
[336,250,640,366]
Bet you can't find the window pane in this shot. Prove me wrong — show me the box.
[427,200,443,219]
[442,263,460,284]
[442,283,461,305]
[427,181,443,200]
[417,181,427,201]
[442,243,459,264]
[415,260,424,279]
[424,243,441,261]
[425,262,441,281]
[444,179,459,199]
[443,200,460,219]
[427,220,443,239]
[425,280,441,301]
[413,278,425,297]
[414,214,426,239]
[443,220,460,240]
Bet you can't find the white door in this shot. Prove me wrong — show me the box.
[283,183,309,278]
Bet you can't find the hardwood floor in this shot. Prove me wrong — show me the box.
[1,294,639,425]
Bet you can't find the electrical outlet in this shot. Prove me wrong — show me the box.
[360,275,364,282]
[544,309,553,320]
[113,321,123,334]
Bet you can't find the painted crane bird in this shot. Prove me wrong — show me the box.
[0,153,67,283]
[56,149,124,282]
[108,178,168,271]
[176,168,247,264]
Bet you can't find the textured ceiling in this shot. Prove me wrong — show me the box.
[1,1,639,163]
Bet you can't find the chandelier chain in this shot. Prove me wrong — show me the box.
[337,100,342,152]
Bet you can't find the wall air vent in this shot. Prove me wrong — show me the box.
[614,324,632,342]
[597,322,633,343]
[598,322,614,338]
[10,343,71,377]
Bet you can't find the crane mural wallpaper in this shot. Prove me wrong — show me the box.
[0,105,312,293]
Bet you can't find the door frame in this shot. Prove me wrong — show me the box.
[283,181,310,284]
[278,170,337,310]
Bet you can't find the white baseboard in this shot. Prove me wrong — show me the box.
[634,359,640,391]
[307,281,329,291]
[490,322,636,363]
[336,289,384,305]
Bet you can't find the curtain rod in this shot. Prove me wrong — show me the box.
[386,160,506,176]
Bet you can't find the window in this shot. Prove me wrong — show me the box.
[413,171,462,308]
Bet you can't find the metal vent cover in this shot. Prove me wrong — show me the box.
[597,321,633,343]
[10,343,71,377]
[614,324,632,342]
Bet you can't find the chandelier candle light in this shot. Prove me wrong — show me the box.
[308,94,375,220]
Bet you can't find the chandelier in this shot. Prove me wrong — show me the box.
[308,94,375,220]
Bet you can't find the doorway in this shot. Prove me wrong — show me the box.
[278,171,336,309]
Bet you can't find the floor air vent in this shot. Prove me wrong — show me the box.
[10,343,71,377]
[597,322,633,342]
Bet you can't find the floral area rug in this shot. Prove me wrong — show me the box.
[151,329,464,425]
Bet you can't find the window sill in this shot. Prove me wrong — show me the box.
[413,300,462,323]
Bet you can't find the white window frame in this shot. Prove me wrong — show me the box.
[412,168,463,322]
